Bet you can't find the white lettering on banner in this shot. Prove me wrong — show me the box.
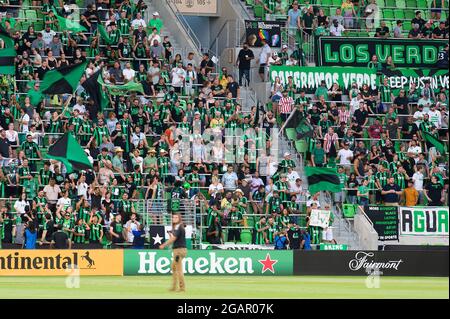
[138,252,255,274]
[388,75,449,90]
[270,70,377,90]
[349,252,403,271]
[399,207,449,236]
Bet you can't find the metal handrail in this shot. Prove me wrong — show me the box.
[163,0,203,54]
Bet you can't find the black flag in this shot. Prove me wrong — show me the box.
[149,225,166,249]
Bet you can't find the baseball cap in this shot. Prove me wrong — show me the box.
[284,152,290,157]
[153,11,159,16]
[282,44,288,49]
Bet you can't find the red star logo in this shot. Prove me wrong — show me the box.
[258,253,278,274]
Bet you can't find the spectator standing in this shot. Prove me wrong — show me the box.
[258,39,271,82]
[381,177,402,206]
[236,43,254,87]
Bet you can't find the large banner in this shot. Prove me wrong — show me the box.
[294,250,449,276]
[399,207,449,236]
[123,250,293,275]
[245,20,283,47]
[318,37,448,68]
[364,206,399,241]
[0,250,123,276]
[382,68,449,91]
[309,209,331,228]
[269,66,377,93]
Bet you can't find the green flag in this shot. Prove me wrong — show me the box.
[0,26,16,75]
[296,116,314,139]
[56,14,87,33]
[81,69,109,113]
[39,61,87,95]
[46,133,93,173]
[305,167,342,195]
[423,131,447,154]
[97,24,114,45]
[98,75,144,95]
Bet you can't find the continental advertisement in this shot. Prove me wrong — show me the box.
[123,250,293,276]
[269,66,377,92]
[318,37,448,68]
[0,250,123,276]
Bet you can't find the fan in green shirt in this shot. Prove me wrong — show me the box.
[148,14,164,33]
[254,216,269,245]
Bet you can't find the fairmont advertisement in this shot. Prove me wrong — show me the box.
[318,37,448,68]
[293,250,449,276]
[123,250,293,275]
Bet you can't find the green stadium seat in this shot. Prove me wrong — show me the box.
[285,128,297,141]
[343,204,357,218]
[246,0,255,6]
[383,9,394,20]
[406,0,417,8]
[321,0,332,5]
[385,0,396,7]
[396,0,406,8]
[404,10,415,19]
[330,7,337,16]
[394,10,405,19]
[240,231,252,244]
[416,0,427,8]
[377,0,385,7]
[295,140,308,155]
[332,0,341,6]
[403,21,412,30]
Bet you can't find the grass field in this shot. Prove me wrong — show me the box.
[0,276,448,299]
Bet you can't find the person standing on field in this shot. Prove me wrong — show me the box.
[159,213,187,292]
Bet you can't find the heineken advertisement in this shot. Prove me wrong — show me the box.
[123,250,293,275]
[382,68,449,91]
[245,20,283,47]
[399,207,449,236]
[269,66,377,92]
[319,244,348,250]
[318,37,448,68]
[364,206,399,241]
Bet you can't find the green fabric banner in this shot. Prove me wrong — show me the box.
[269,66,377,92]
[98,75,144,95]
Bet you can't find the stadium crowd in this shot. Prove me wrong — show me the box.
[0,0,448,250]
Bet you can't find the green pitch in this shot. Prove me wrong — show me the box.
[0,276,448,299]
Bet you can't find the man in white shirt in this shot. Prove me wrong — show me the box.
[413,104,425,128]
[287,166,300,190]
[73,99,86,116]
[221,166,239,191]
[258,39,272,81]
[147,60,160,85]
[407,140,422,163]
[412,167,424,204]
[290,178,305,202]
[171,63,186,93]
[148,28,162,47]
[131,12,146,30]
[427,104,442,129]
[336,142,354,173]
[41,25,56,46]
[330,19,345,37]
[123,62,136,82]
